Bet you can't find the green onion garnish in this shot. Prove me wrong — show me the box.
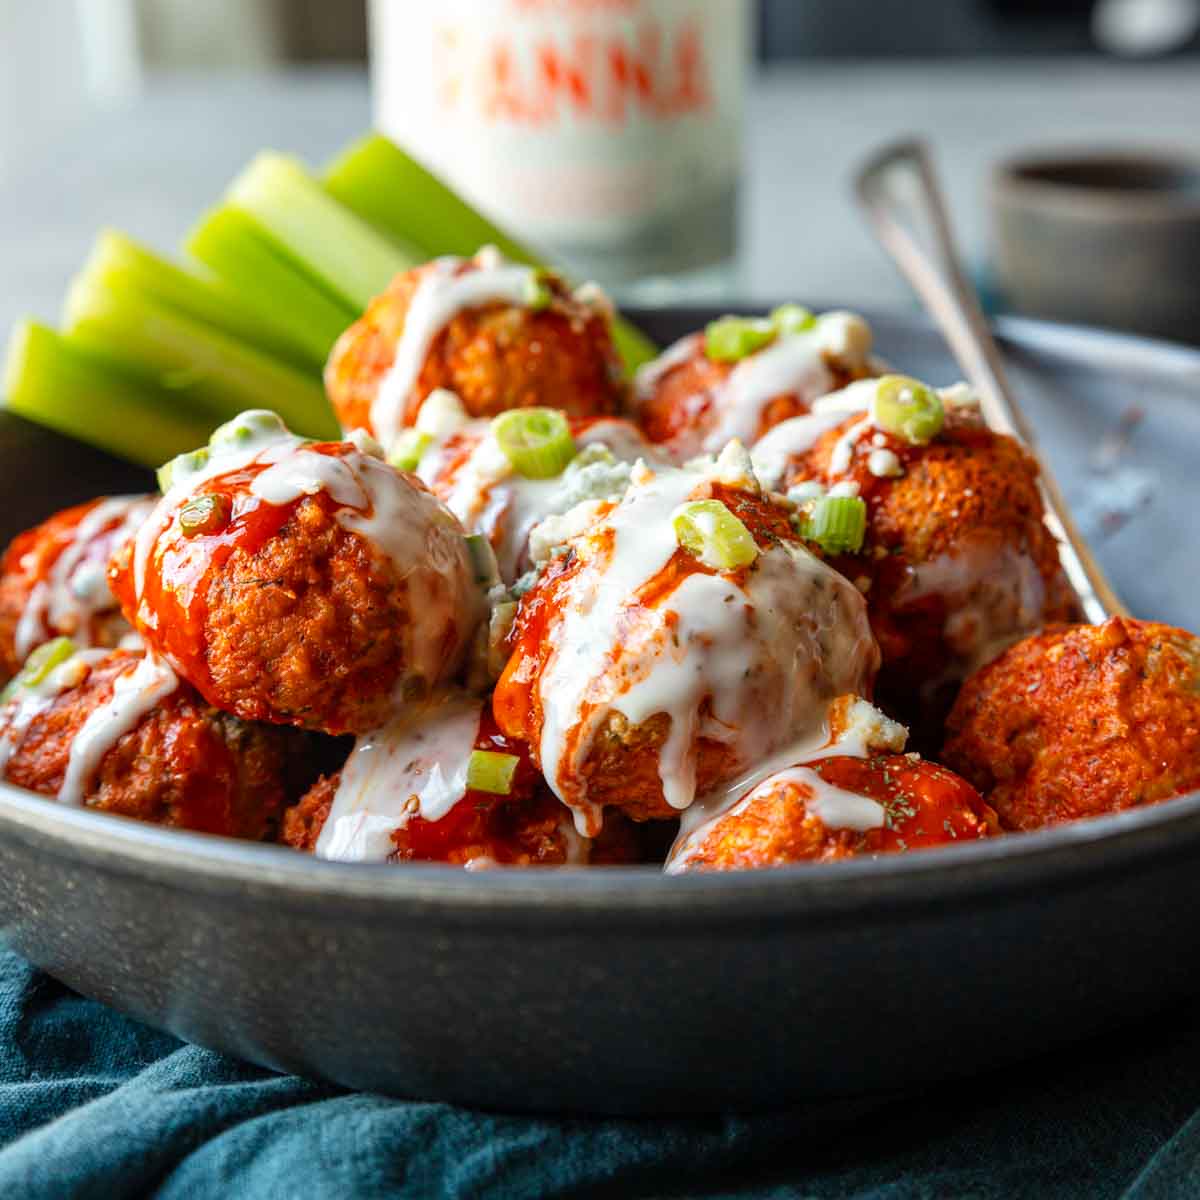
[492,408,575,479]
[387,429,432,473]
[672,499,759,570]
[802,496,867,555]
[466,749,520,796]
[704,316,776,363]
[871,375,944,445]
[770,304,816,336]
[524,268,555,312]
[209,409,288,453]
[178,493,232,537]
[157,447,211,494]
[19,637,77,688]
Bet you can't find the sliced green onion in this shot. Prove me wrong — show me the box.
[225,153,419,312]
[770,303,816,336]
[3,321,214,469]
[209,409,289,454]
[492,408,575,479]
[186,208,356,367]
[322,134,659,374]
[672,499,759,570]
[524,268,556,311]
[179,493,232,537]
[20,637,77,688]
[157,447,210,494]
[871,375,944,445]
[466,749,520,796]
[704,316,777,363]
[387,429,432,473]
[802,496,867,555]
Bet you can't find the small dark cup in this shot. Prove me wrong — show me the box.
[991,150,1200,344]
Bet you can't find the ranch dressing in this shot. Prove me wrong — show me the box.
[317,692,484,863]
[370,254,543,450]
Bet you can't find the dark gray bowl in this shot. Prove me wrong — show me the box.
[2,306,1199,1116]
[992,149,1200,344]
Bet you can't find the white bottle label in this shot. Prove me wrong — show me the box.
[370,0,748,281]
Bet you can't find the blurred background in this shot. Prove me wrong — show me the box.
[3,0,1200,339]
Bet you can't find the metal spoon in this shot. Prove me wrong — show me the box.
[854,138,1127,623]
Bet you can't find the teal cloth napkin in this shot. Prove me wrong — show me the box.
[0,946,1198,1199]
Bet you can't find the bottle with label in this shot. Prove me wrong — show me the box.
[369,0,750,298]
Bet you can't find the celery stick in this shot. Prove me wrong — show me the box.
[63,262,338,441]
[226,153,418,312]
[3,321,213,467]
[325,134,533,265]
[323,134,659,373]
[86,230,325,374]
[186,208,357,365]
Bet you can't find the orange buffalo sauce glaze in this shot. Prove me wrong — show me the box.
[808,754,998,850]
[492,478,797,767]
[110,443,356,700]
[392,708,559,864]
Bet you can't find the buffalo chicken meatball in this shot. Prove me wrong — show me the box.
[943,617,1200,830]
[325,249,624,454]
[0,494,155,682]
[407,393,663,583]
[493,444,880,835]
[754,376,1077,736]
[0,647,317,838]
[281,690,640,866]
[632,307,875,461]
[670,753,995,872]
[109,412,484,736]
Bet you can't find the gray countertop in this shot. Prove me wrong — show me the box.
[2,59,1199,338]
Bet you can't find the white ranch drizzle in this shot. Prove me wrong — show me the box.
[57,652,179,806]
[699,322,839,453]
[772,767,886,832]
[631,333,703,407]
[133,428,306,602]
[749,412,852,491]
[0,650,108,777]
[899,543,1048,674]
[666,697,906,871]
[133,431,481,691]
[317,692,484,863]
[370,254,544,450]
[531,453,878,836]
[13,495,154,662]
[422,418,657,583]
[631,313,874,459]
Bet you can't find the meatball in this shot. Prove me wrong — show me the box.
[109,414,484,736]
[0,494,155,683]
[493,445,879,834]
[942,617,1200,830]
[0,648,316,838]
[325,249,624,453]
[412,401,662,583]
[669,752,996,872]
[632,309,875,460]
[755,378,1077,739]
[281,691,641,866]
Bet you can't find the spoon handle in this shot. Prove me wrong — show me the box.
[854,138,1127,623]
